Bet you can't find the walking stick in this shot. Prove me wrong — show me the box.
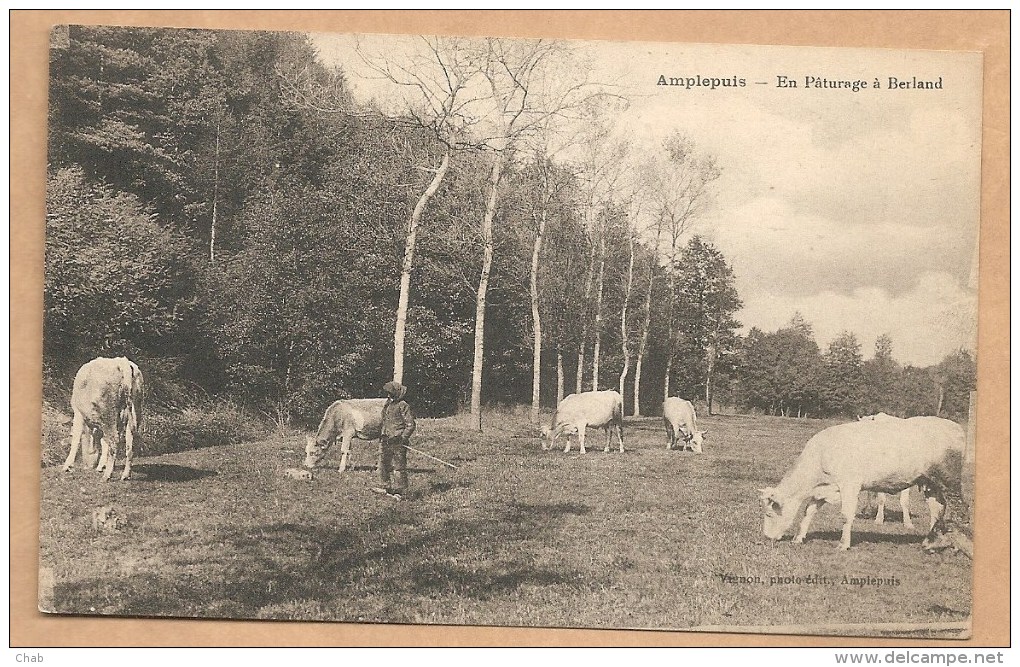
[402,443,458,469]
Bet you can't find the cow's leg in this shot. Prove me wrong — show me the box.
[794,498,824,543]
[604,426,611,453]
[95,427,109,472]
[899,488,914,529]
[562,432,571,454]
[121,425,134,481]
[921,485,949,550]
[838,481,862,550]
[99,423,118,481]
[338,433,352,473]
[63,411,85,472]
[578,426,587,454]
[83,426,99,468]
[874,492,887,524]
[617,420,625,453]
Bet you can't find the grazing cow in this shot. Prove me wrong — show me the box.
[759,416,963,551]
[663,397,706,453]
[304,398,387,472]
[62,356,144,482]
[859,413,915,528]
[542,390,624,454]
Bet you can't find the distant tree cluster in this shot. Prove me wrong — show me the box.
[45,27,975,428]
[730,315,976,422]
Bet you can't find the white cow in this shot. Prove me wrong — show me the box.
[304,398,387,472]
[542,390,624,454]
[62,356,144,482]
[859,413,915,528]
[759,416,963,551]
[663,397,706,453]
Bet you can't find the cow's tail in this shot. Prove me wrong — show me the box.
[121,360,143,433]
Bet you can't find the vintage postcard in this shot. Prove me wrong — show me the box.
[38,25,981,639]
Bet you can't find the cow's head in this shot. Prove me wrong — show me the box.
[539,425,552,450]
[304,436,331,469]
[759,487,798,540]
[688,429,706,454]
[540,423,575,450]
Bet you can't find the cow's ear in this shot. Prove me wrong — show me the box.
[699,430,708,436]
[758,487,775,502]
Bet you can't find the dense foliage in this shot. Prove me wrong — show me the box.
[44,26,976,432]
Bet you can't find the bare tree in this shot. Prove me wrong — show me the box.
[356,37,488,384]
[527,154,574,423]
[466,38,609,430]
[617,190,648,411]
[631,217,662,416]
[648,133,720,401]
[570,109,631,393]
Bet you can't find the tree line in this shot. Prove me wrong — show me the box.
[44,27,975,431]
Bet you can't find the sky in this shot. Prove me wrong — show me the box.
[310,33,982,367]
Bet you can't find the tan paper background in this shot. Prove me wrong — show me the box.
[10,10,1009,647]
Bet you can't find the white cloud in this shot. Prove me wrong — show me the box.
[737,271,977,367]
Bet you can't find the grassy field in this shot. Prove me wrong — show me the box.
[38,411,972,636]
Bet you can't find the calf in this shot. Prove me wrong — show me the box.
[305,398,387,472]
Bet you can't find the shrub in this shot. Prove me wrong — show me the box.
[142,402,270,457]
[40,398,271,467]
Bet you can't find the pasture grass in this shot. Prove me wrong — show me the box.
[39,410,972,635]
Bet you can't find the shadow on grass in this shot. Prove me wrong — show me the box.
[50,501,598,621]
[807,530,926,546]
[131,464,218,483]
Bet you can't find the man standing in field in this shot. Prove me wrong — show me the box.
[372,381,416,500]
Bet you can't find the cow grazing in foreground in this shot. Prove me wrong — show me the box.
[663,397,706,453]
[542,390,624,454]
[62,356,144,482]
[759,416,963,551]
[304,398,387,472]
[859,413,915,528]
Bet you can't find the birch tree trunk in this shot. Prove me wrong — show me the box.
[393,150,452,384]
[591,238,606,391]
[556,347,565,406]
[618,233,636,408]
[470,153,503,430]
[575,244,597,393]
[209,122,220,263]
[662,232,679,402]
[633,228,661,417]
[530,207,547,424]
[633,354,645,417]
[633,281,654,416]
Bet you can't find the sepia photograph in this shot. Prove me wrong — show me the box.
[35,22,984,639]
